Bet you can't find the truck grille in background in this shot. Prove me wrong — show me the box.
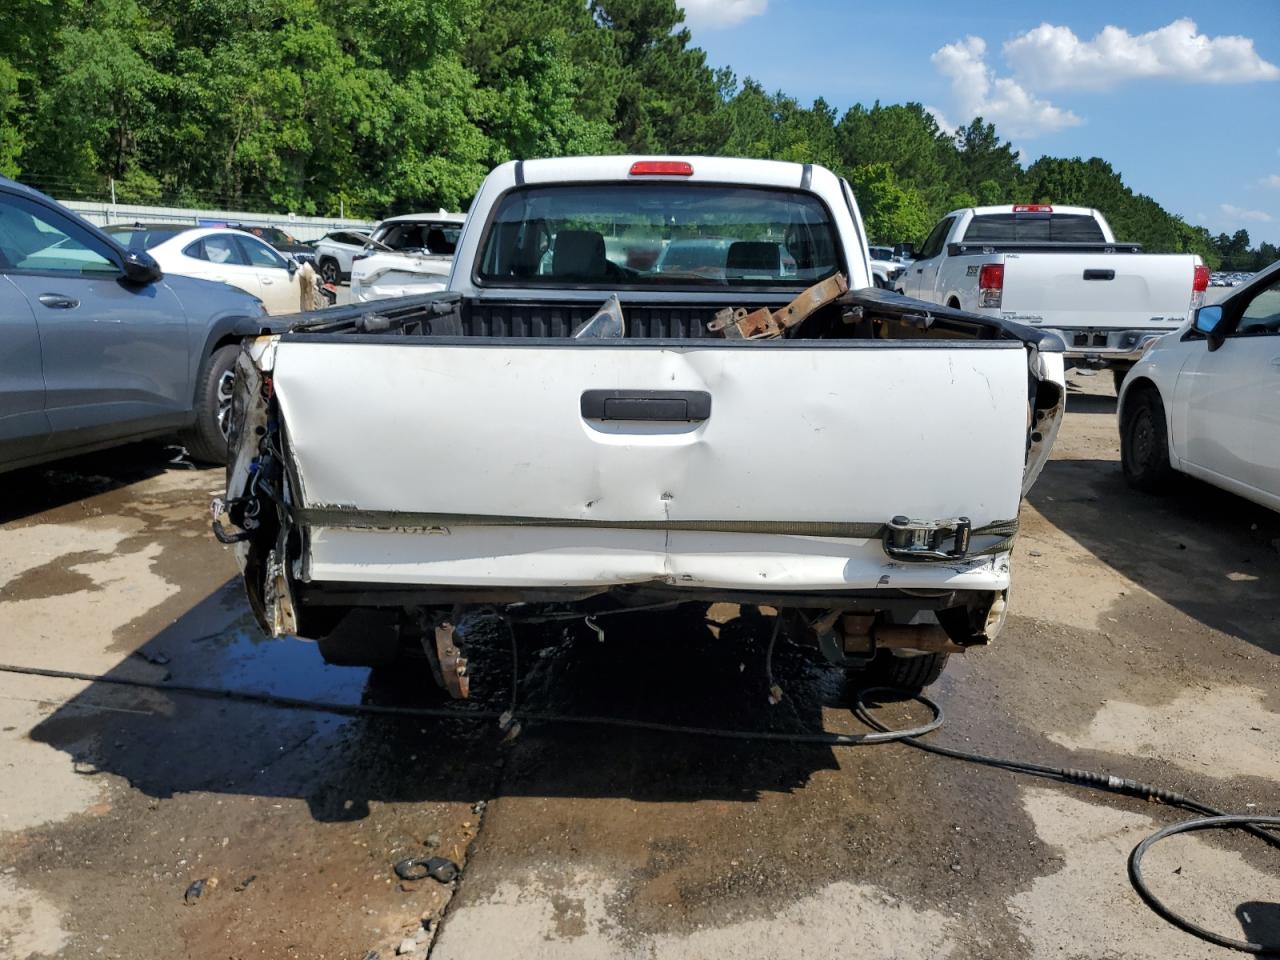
[462,302,721,339]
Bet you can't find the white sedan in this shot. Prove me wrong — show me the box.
[1119,260,1280,511]
[103,224,302,314]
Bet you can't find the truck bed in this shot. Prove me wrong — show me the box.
[288,288,1062,348]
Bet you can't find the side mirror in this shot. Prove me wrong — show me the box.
[1195,305,1226,351]
[287,257,299,275]
[895,242,915,260]
[121,250,162,284]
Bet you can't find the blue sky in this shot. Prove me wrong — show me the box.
[678,0,1280,246]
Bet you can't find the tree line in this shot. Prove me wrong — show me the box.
[2,0,1268,270]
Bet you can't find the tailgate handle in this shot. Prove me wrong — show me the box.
[580,390,711,422]
[1082,269,1115,281]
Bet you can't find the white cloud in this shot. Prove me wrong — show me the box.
[931,36,1082,139]
[924,105,956,135]
[1005,18,1280,90]
[1221,203,1274,223]
[1262,175,1280,189]
[678,0,766,30]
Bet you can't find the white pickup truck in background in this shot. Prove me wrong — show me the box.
[217,156,1066,698]
[898,205,1207,388]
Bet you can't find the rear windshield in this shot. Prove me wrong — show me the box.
[370,221,460,255]
[962,213,1105,243]
[477,184,840,287]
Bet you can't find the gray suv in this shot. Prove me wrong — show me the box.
[0,177,273,471]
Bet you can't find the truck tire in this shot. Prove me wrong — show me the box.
[319,257,340,284]
[858,650,949,692]
[1120,387,1174,492]
[182,344,239,465]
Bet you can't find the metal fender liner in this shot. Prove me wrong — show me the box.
[1024,348,1066,495]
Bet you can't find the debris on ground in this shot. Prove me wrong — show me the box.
[183,876,217,904]
[394,856,459,883]
[397,938,417,955]
[132,649,171,666]
[233,874,256,892]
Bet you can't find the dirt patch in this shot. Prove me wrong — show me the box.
[1048,685,1278,781]
[1010,787,1280,959]
[0,874,69,959]
[0,676,107,833]
[433,869,959,959]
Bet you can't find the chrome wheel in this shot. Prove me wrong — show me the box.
[216,369,235,441]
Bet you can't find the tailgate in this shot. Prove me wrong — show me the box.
[1002,253,1196,329]
[272,338,1033,591]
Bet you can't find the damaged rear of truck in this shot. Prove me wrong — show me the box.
[215,156,1066,696]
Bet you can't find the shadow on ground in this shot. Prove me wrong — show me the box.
[28,588,848,820]
[1,441,190,524]
[1028,448,1280,655]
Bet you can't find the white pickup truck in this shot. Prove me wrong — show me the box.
[898,205,1207,388]
[216,157,1066,696]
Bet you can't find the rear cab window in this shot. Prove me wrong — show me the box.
[476,183,841,289]
[963,212,1105,243]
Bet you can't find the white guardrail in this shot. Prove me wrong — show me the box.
[62,200,375,243]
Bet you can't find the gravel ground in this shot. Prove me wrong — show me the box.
[0,371,1277,959]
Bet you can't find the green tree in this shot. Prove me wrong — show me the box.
[590,0,728,153]
[846,163,933,245]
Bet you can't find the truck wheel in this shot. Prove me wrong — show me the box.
[1120,387,1174,492]
[182,344,239,465]
[857,650,949,692]
[319,257,340,284]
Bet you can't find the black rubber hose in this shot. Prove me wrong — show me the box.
[1130,816,1280,955]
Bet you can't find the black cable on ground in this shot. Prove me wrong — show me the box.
[1130,815,1280,955]
[0,661,1275,953]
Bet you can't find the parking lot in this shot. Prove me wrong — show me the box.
[1,372,1277,959]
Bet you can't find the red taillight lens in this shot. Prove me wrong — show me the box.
[1013,204,1053,213]
[978,263,1004,309]
[629,161,694,177]
[1190,263,1209,308]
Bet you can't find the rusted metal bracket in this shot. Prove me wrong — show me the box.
[263,548,298,637]
[433,621,470,699]
[709,273,848,339]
